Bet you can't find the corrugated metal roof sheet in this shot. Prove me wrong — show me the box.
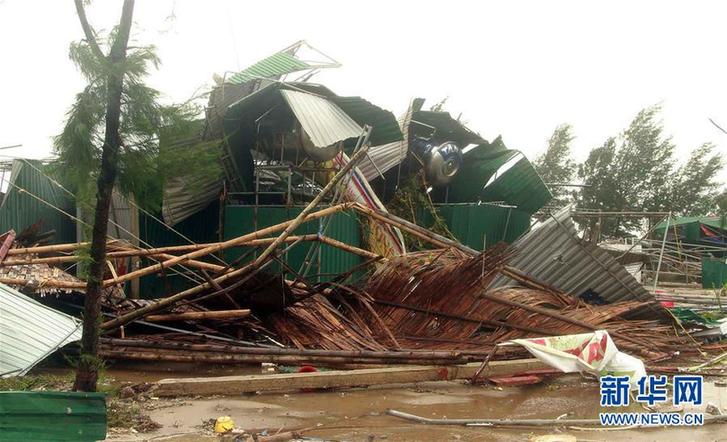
[447,147,519,202]
[412,110,487,146]
[0,160,76,244]
[0,283,82,377]
[161,134,223,226]
[359,102,490,182]
[287,84,403,147]
[479,156,552,214]
[228,52,311,84]
[358,101,416,181]
[490,207,653,304]
[280,89,363,147]
[330,96,403,147]
[162,173,221,226]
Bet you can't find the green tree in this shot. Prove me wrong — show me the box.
[65,0,136,393]
[665,143,723,214]
[717,189,727,229]
[577,106,724,237]
[57,0,203,392]
[576,106,675,236]
[534,124,576,205]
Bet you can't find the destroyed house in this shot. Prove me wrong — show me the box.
[0,41,552,297]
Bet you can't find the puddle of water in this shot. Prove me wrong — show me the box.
[114,375,727,442]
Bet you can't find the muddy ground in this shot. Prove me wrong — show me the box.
[91,363,727,442]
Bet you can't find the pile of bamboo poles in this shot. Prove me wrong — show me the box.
[0,178,711,366]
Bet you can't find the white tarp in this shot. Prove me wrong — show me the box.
[511,330,646,388]
[0,283,82,377]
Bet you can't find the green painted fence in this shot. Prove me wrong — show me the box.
[703,256,727,289]
[224,205,363,281]
[221,203,531,282]
[0,160,76,243]
[0,391,107,441]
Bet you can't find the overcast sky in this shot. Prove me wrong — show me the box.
[1,0,726,183]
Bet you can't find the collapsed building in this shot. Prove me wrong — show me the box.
[2,41,715,379]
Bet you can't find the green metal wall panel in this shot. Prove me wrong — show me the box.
[702,256,727,289]
[137,202,529,296]
[478,158,552,214]
[0,391,107,441]
[0,160,76,244]
[417,204,531,250]
[138,202,220,298]
[223,206,363,281]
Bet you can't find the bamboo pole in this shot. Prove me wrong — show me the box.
[104,235,318,258]
[5,240,122,256]
[317,235,382,260]
[98,348,477,366]
[99,338,491,358]
[143,309,251,322]
[350,202,662,358]
[653,212,671,290]
[476,290,659,358]
[350,202,475,254]
[99,204,351,289]
[247,139,372,274]
[372,299,555,336]
[0,236,321,267]
[0,277,87,289]
[102,139,371,330]
[1,255,81,266]
[385,409,727,427]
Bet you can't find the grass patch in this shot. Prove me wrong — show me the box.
[107,398,162,432]
[1,372,160,433]
[0,373,73,391]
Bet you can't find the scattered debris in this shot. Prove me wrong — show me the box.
[1,40,727,439]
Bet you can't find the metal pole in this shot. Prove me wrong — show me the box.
[653,212,671,290]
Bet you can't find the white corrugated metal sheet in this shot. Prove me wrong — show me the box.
[625,263,643,283]
[162,173,221,226]
[280,89,363,148]
[358,100,415,181]
[160,135,224,226]
[0,283,82,377]
[490,207,653,303]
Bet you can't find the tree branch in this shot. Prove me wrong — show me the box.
[73,0,105,60]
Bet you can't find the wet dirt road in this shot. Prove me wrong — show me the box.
[107,374,727,441]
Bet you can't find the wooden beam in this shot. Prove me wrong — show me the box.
[153,359,547,397]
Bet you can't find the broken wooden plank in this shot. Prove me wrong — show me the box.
[153,359,547,397]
